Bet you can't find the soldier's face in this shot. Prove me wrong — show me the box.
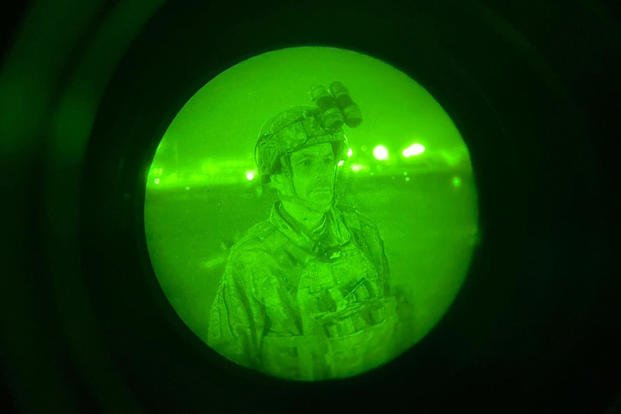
[288,142,338,211]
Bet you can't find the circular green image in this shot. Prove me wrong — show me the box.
[145,46,479,381]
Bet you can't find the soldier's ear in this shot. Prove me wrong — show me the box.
[268,174,285,192]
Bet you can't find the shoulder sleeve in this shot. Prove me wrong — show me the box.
[341,206,392,293]
[207,247,268,369]
[354,211,414,344]
[366,219,391,294]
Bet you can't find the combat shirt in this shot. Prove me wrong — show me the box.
[208,202,402,380]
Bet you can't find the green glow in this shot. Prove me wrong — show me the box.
[402,142,425,157]
[452,176,462,187]
[145,46,478,382]
[372,145,389,160]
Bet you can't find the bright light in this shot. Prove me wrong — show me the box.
[245,171,256,181]
[154,178,160,185]
[347,148,353,157]
[452,176,462,187]
[351,164,365,172]
[402,143,426,158]
[337,160,345,167]
[373,145,389,160]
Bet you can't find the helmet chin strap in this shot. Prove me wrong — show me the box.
[276,156,302,204]
[280,174,337,215]
[278,179,331,213]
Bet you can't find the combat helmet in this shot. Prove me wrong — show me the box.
[254,81,362,184]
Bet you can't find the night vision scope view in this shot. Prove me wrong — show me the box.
[144,47,479,381]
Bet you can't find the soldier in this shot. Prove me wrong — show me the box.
[208,84,410,381]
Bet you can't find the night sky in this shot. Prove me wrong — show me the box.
[149,46,471,183]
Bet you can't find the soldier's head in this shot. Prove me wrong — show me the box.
[255,106,347,213]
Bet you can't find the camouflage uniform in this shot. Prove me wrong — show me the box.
[209,85,409,380]
[208,201,402,380]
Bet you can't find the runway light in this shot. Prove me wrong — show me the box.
[373,145,389,160]
[452,176,462,187]
[154,178,160,185]
[337,160,345,167]
[246,171,256,181]
[351,164,365,172]
[347,148,353,157]
[402,143,425,158]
